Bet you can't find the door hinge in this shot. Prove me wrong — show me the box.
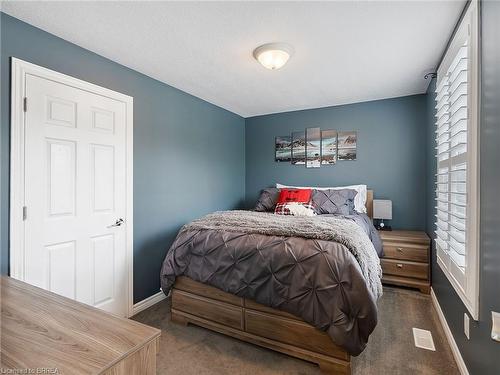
[23,97,28,112]
[22,206,27,221]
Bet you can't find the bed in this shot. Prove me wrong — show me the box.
[160,190,381,375]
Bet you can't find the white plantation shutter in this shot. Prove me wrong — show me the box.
[434,1,479,319]
[435,44,468,283]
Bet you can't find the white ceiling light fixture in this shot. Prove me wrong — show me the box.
[253,42,294,70]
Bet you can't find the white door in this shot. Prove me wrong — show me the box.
[19,71,130,317]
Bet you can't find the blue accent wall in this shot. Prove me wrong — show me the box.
[0,13,246,303]
[245,95,428,230]
[427,2,500,374]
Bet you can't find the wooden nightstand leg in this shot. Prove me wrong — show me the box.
[419,285,431,294]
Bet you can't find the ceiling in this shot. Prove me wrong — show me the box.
[1,1,465,117]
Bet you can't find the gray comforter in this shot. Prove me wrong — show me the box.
[328,212,384,257]
[160,211,382,355]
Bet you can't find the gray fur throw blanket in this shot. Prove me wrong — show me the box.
[184,210,383,299]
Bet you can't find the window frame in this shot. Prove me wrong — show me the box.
[434,0,480,320]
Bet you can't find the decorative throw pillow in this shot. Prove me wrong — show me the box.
[274,202,317,216]
[277,188,312,204]
[254,188,280,212]
[276,183,367,213]
[311,188,357,215]
[274,189,315,216]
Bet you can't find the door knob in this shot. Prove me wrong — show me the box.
[107,218,124,228]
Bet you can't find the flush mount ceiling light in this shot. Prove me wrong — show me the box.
[253,43,294,70]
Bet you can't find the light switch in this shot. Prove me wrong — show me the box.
[464,313,470,340]
[492,311,500,342]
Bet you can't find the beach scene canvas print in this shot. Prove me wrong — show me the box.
[275,136,292,162]
[338,131,357,160]
[321,130,337,165]
[275,128,357,165]
[306,127,321,168]
[291,131,306,165]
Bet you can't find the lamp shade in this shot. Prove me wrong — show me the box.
[373,199,392,220]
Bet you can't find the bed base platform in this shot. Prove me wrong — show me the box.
[171,276,351,375]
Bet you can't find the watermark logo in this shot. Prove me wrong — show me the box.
[0,368,59,374]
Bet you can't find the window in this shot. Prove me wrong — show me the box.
[434,1,479,320]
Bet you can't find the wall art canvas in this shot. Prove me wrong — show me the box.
[275,136,292,162]
[321,130,337,165]
[291,131,306,165]
[306,127,321,168]
[338,131,357,161]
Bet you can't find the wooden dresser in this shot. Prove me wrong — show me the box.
[379,230,431,294]
[1,276,161,374]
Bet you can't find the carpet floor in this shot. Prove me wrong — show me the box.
[133,287,459,374]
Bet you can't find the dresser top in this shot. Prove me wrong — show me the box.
[378,230,430,244]
[1,276,160,373]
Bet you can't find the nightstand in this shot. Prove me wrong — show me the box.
[379,230,431,294]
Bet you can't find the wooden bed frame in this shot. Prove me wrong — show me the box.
[171,190,374,375]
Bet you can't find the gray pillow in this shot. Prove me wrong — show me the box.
[254,188,280,212]
[311,189,357,215]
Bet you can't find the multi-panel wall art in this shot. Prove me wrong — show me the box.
[291,131,306,165]
[338,131,357,161]
[275,128,357,166]
[321,130,338,165]
[275,136,292,162]
[306,127,321,168]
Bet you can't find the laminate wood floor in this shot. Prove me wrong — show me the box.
[133,287,459,375]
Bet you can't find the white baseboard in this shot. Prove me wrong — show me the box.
[132,290,168,316]
[431,287,469,375]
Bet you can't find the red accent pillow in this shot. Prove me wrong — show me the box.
[277,188,312,204]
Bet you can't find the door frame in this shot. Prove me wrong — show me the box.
[10,58,134,317]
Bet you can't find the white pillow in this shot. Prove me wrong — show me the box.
[284,202,317,217]
[276,183,367,213]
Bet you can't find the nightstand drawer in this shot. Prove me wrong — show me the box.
[383,243,429,262]
[381,259,428,280]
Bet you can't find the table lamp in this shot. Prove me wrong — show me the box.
[373,199,392,231]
